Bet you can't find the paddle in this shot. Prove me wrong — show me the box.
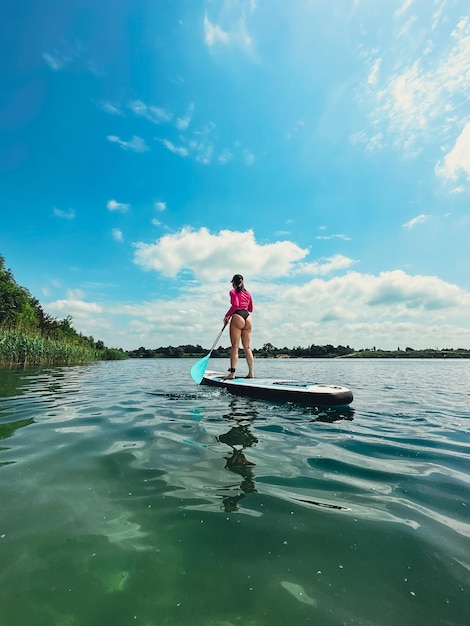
[190,322,228,384]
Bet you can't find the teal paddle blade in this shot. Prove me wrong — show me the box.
[190,353,211,384]
[190,323,227,384]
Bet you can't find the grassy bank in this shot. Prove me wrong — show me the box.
[0,329,125,367]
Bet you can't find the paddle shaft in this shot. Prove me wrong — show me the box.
[208,321,228,354]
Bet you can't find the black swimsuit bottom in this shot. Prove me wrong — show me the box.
[234,309,250,320]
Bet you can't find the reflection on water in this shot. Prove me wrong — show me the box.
[0,416,34,441]
[214,400,354,513]
[0,359,469,626]
[217,400,259,512]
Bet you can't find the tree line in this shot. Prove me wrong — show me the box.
[128,343,353,359]
[126,342,470,359]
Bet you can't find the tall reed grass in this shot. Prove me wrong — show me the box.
[0,330,97,367]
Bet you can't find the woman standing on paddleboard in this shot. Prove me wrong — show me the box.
[223,274,254,379]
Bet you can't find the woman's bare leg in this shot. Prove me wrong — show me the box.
[241,316,254,378]
[228,315,244,378]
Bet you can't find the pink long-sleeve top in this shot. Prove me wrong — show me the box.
[225,288,253,318]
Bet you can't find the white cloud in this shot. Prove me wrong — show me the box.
[431,0,448,31]
[144,120,252,167]
[361,14,470,161]
[47,297,102,315]
[218,148,233,163]
[112,228,123,242]
[176,103,194,130]
[203,1,256,54]
[295,255,356,275]
[107,135,149,152]
[204,15,230,47]
[395,15,418,39]
[260,269,470,349]
[76,267,470,351]
[45,293,108,342]
[187,137,215,164]
[436,122,470,183]
[440,17,470,92]
[159,139,189,157]
[394,0,414,19]
[367,58,381,86]
[67,288,84,300]
[315,233,351,241]
[371,60,436,153]
[286,119,306,140]
[43,51,73,71]
[244,150,255,166]
[196,144,214,164]
[100,101,123,116]
[107,199,130,212]
[402,214,430,228]
[128,100,173,124]
[45,262,470,351]
[133,227,308,280]
[155,201,167,211]
[362,269,461,309]
[53,207,75,219]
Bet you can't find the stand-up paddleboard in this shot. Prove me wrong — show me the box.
[201,371,353,407]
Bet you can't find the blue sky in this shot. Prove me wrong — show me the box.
[1,0,470,351]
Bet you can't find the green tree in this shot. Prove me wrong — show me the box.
[0,255,39,330]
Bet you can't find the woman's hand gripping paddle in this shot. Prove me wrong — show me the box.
[190,322,228,384]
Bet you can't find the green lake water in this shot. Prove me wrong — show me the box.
[0,358,469,625]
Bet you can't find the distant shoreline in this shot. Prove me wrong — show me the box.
[126,348,470,360]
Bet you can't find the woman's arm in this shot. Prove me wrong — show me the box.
[225,290,240,320]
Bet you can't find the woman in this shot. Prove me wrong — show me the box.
[223,274,254,379]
